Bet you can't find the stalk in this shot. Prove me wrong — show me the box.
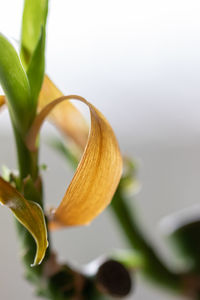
[13,124,38,184]
[54,142,188,296]
[111,187,182,291]
[12,124,81,298]
[12,122,46,280]
[55,139,196,299]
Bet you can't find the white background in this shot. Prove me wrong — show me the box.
[1,0,200,299]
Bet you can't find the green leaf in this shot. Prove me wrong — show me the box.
[27,28,45,108]
[20,0,48,69]
[0,34,33,134]
[0,177,48,266]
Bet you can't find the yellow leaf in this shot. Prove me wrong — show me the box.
[1,76,88,148]
[26,95,123,227]
[0,95,5,109]
[0,177,48,266]
[39,76,88,149]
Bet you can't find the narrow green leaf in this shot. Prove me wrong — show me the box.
[0,177,48,266]
[0,34,33,134]
[112,250,144,270]
[20,0,48,69]
[47,137,79,169]
[27,28,45,107]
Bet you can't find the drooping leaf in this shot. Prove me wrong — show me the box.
[20,0,48,69]
[39,76,88,149]
[0,34,33,134]
[0,177,48,265]
[26,95,123,227]
[27,28,45,108]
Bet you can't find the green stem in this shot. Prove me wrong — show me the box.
[12,125,106,299]
[51,140,185,294]
[13,125,38,183]
[111,187,183,292]
[12,123,46,280]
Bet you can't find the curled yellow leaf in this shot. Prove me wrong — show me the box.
[26,95,123,227]
[39,76,88,149]
[0,177,48,266]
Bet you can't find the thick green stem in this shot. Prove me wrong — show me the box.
[12,123,46,281]
[111,187,183,292]
[13,125,38,184]
[12,125,108,299]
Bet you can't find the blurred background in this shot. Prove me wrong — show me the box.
[1,0,200,299]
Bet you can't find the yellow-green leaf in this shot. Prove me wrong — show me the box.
[0,34,33,134]
[26,95,123,227]
[20,0,48,69]
[27,28,45,109]
[0,177,48,265]
[39,76,88,149]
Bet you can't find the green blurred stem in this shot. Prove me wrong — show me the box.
[51,139,184,293]
[111,187,182,292]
